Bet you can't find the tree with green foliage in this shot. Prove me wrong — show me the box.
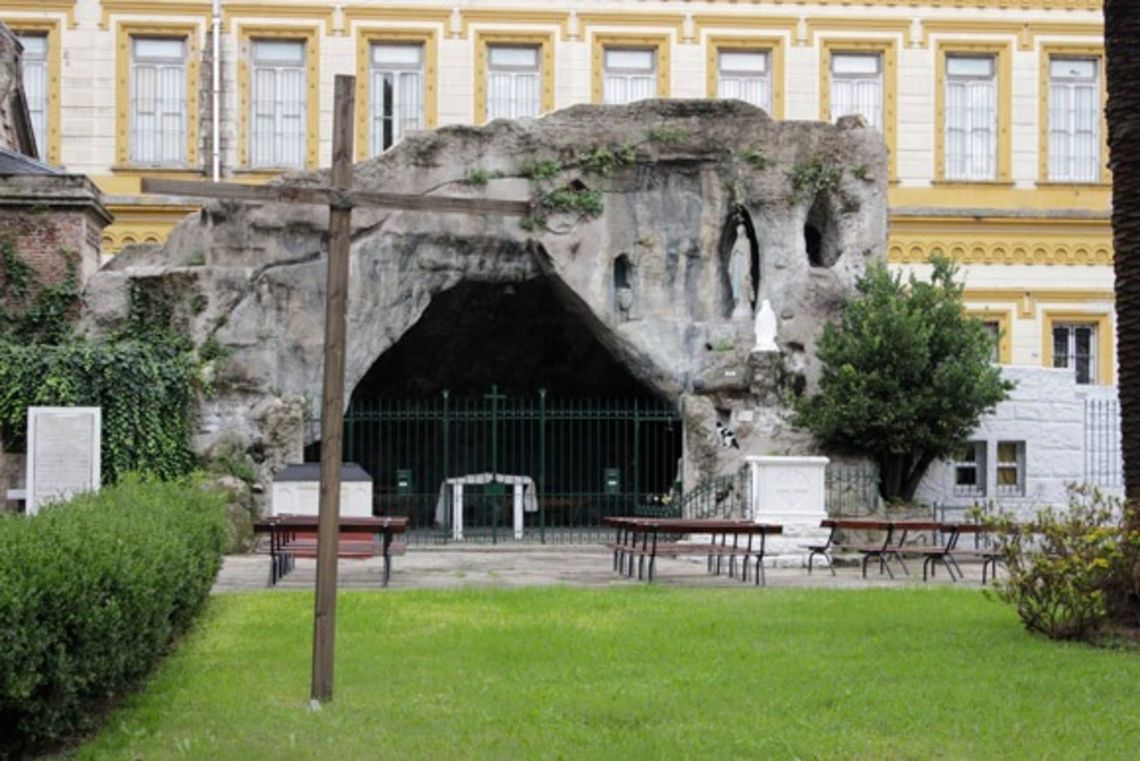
[794,257,1014,502]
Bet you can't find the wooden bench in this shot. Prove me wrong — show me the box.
[603,517,783,586]
[254,515,409,586]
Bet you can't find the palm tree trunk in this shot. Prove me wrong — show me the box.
[1106,0,1140,620]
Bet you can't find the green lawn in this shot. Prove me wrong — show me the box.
[72,588,1139,760]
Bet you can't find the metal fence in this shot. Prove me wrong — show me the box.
[825,462,881,516]
[342,388,683,543]
[1084,397,1122,488]
[680,467,751,520]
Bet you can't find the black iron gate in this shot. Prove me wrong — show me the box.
[342,387,683,543]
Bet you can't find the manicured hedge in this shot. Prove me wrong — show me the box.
[0,477,227,756]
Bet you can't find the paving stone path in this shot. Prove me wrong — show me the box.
[213,546,988,593]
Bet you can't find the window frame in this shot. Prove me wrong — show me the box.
[953,441,987,498]
[115,21,200,171]
[995,441,1026,497]
[819,39,896,180]
[368,42,425,155]
[247,39,308,170]
[707,36,784,119]
[1042,310,1114,386]
[934,40,1011,184]
[592,33,670,105]
[1039,44,1108,185]
[714,48,772,113]
[128,36,190,167]
[237,24,319,173]
[475,31,554,125]
[355,28,438,162]
[485,44,543,121]
[6,19,61,164]
[966,308,1012,364]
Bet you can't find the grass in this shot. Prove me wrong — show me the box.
[72,588,1140,760]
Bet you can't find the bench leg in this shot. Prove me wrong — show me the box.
[946,554,964,581]
[826,552,836,577]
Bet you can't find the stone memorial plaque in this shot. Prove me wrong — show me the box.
[26,407,101,514]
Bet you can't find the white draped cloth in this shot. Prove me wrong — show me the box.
[434,473,538,540]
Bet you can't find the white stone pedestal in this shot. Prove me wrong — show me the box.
[746,455,830,567]
[271,463,373,517]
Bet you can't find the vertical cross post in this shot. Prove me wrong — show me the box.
[311,74,356,704]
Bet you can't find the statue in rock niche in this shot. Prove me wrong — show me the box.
[753,299,779,353]
[728,223,753,321]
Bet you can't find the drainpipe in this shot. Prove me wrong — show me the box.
[211,0,222,181]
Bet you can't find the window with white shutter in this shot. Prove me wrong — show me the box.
[830,53,882,132]
[371,43,424,154]
[486,46,541,120]
[716,50,770,113]
[16,33,48,159]
[1053,323,1098,385]
[130,38,187,166]
[944,56,997,181]
[249,40,307,169]
[603,48,656,105]
[1048,58,1100,183]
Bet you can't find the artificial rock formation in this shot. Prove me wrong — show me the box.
[83,99,887,485]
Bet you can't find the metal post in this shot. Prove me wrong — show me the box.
[311,74,355,704]
[539,388,546,544]
[632,398,641,514]
[442,390,450,543]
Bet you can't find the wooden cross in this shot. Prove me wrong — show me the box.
[142,75,531,703]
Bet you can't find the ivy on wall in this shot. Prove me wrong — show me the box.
[0,234,201,482]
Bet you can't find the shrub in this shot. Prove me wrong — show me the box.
[989,486,1140,641]
[0,477,227,755]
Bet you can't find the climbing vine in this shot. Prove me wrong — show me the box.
[0,235,81,344]
[0,240,202,482]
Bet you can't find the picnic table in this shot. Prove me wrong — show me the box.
[602,517,784,586]
[810,518,1004,583]
[253,515,408,587]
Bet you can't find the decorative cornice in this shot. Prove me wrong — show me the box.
[460,10,571,41]
[1,1,76,29]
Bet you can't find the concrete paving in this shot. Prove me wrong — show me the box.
[212,545,986,593]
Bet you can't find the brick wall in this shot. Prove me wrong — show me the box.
[0,175,112,285]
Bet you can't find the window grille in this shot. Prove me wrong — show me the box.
[487,45,541,120]
[1048,58,1100,183]
[603,48,656,105]
[370,43,424,155]
[130,37,187,166]
[953,441,986,498]
[1052,323,1097,385]
[995,441,1025,497]
[945,55,996,181]
[717,50,770,113]
[830,52,882,131]
[250,39,306,169]
[981,320,1001,363]
[16,33,47,158]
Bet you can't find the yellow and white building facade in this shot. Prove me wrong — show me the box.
[2,0,1111,387]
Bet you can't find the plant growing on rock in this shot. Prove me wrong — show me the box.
[789,157,844,200]
[793,257,1014,502]
[647,126,688,146]
[739,147,773,169]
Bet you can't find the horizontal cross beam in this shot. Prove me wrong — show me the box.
[140,178,533,216]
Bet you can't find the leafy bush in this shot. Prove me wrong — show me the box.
[989,486,1140,641]
[0,477,227,755]
[0,339,199,483]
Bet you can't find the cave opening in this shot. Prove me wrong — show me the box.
[305,275,683,540]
